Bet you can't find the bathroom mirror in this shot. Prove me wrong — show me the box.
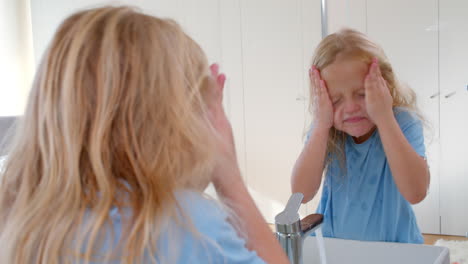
[2,0,467,239]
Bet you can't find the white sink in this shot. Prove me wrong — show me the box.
[303,236,450,264]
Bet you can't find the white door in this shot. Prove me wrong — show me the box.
[439,0,468,236]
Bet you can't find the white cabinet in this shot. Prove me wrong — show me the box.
[439,0,468,236]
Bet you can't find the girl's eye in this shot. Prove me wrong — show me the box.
[359,93,365,98]
[332,98,341,105]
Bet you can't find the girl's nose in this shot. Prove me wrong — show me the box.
[343,100,360,114]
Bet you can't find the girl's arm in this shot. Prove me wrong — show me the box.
[291,126,329,203]
[376,116,429,204]
[213,166,290,264]
[291,67,333,203]
[365,58,429,204]
[208,64,289,264]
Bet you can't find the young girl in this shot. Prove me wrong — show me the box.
[291,28,430,244]
[0,6,289,264]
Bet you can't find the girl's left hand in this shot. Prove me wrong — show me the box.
[207,63,234,157]
[364,58,394,126]
[206,64,242,187]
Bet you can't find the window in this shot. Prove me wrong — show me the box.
[0,0,34,116]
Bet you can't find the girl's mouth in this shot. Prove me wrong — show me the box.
[344,116,365,123]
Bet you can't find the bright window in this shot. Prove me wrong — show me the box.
[0,0,34,116]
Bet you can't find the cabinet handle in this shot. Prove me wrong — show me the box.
[444,91,457,98]
[429,92,440,99]
[296,95,307,101]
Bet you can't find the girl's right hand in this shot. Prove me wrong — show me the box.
[309,66,334,130]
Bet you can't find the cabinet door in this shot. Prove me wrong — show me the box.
[365,0,440,234]
[239,0,321,223]
[439,0,468,236]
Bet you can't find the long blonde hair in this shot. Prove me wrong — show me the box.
[310,28,419,170]
[0,6,218,263]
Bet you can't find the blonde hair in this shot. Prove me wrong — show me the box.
[310,28,419,170]
[0,6,218,263]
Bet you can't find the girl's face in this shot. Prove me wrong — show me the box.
[321,56,376,142]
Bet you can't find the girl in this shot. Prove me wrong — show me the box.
[0,6,289,264]
[291,28,430,244]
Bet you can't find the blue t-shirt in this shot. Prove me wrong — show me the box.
[82,191,266,264]
[308,107,425,244]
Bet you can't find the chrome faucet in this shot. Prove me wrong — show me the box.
[275,193,323,264]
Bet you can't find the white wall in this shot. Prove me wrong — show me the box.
[238,0,322,222]
[0,0,34,116]
[327,0,366,33]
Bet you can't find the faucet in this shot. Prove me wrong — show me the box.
[275,193,323,264]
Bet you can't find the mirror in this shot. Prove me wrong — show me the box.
[2,0,467,241]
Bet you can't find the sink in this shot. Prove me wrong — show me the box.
[302,236,450,264]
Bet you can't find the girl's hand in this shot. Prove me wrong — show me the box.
[310,66,334,130]
[206,64,239,185]
[364,58,394,127]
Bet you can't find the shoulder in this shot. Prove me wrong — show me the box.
[175,190,231,239]
[175,190,228,227]
[174,190,266,264]
[393,107,423,131]
[175,190,237,245]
